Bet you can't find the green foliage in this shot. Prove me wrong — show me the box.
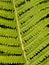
[0,0,49,65]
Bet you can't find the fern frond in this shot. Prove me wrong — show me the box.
[0,0,49,65]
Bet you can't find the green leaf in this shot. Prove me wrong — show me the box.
[0,0,49,65]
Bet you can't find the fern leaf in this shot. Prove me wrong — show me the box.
[0,0,49,65]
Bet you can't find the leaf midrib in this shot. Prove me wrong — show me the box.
[12,0,29,65]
